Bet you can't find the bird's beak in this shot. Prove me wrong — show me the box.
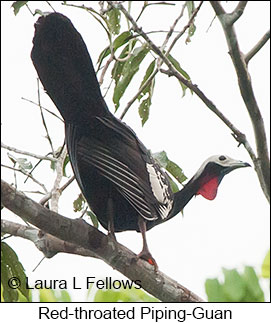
[223,159,251,175]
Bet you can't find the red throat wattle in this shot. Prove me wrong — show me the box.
[196,176,219,200]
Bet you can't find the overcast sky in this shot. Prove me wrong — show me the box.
[1,1,270,301]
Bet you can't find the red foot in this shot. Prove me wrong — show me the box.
[136,251,158,272]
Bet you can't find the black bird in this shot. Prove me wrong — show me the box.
[31,13,250,268]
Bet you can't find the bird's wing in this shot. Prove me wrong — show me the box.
[66,117,173,221]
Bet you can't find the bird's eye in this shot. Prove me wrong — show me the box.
[219,155,226,161]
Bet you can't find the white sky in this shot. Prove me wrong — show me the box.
[1,1,270,302]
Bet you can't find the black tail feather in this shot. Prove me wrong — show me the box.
[31,13,108,124]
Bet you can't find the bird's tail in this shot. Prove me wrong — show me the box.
[31,13,108,125]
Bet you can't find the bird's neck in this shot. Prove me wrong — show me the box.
[170,176,199,218]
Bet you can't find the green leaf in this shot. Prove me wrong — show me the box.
[139,97,151,126]
[55,290,71,302]
[205,278,225,302]
[1,242,29,302]
[261,249,270,278]
[1,259,18,302]
[106,7,121,35]
[7,153,33,171]
[62,154,70,177]
[222,268,245,302]
[152,151,187,186]
[137,60,156,125]
[113,44,149,110]
[112,39,137,86]
[39,289,57,302]
[50,160,56,171]
[167,54,191,96]
[93,286,158,302]
[242,266,264,301]
[97,31,132,67]
[34,9,45,16]
[87,210,99,229]
[94,289,119,302]
[11,1,28,16]
[138,60,156,100]
[167,176,179,194]
[73,193,85,212]
[185,1,196,43]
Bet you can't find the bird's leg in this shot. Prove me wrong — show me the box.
[107,195,116,241]
[137,216,158,271]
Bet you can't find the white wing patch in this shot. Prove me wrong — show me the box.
[146,163,173,219]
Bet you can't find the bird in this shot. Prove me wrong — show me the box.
[31,13,250,269]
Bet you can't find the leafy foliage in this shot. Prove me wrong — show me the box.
[152,150,187,193]
[7,153,32,171]
[261,249,270,278]
[94,286,158,302]
[11,1,28,16]
[167,54,191,97]
[106,7,121,35]
[113,44,150,110]
[87,210,99,229]
[138,60,156,125]
[185,1,196,43]
[97,31,132,68]
[1,242,30,302]
[39,289,71,302]
[73,193,86,212]
[205,266,265,302]
[2,279,157,302]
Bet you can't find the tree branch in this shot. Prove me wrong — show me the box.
[1,142,57,162]
[1,219,98,259]
[1,180,204,302]
[108,2,256,148]
[245,30,270,64]
[228,1,248,25]
[166,1,204,54]
[1,164,48,194]
[39,176,75,206]
[51,145,67,213]
[210,1,270,203]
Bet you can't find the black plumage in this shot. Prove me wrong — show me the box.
[31,13,250,268]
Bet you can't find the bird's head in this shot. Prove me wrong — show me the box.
[192,155,251,200]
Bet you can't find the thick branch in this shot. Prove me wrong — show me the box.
[1,219,98,259]
[1,179,204,302]
[210,1,270,203]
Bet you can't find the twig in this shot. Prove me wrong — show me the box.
[136,1,175,23]
[99,53,114,85]
[46,1,56,12]
[166,1,204,55]
[39,176,75,206]
[245,30,270,64]
[51,145,68,213]
[1,142,57,162]
[37,79,55,156]
[120,68,158,120]
[21,97,63,122]
[1,164,48,193]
